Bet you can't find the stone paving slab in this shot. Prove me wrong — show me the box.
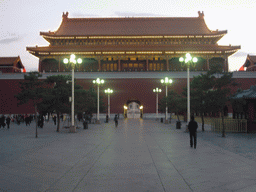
[1,119,256,192]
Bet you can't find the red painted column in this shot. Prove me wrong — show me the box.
[206,57,210,70]
[38,59,42,72]
[146,57,149,71]
[118,58,121,71]
[225,56,229,72]
[166,57,169,71]
[98,58,101,71]
[58,56,61,72]
[223,56,228,72]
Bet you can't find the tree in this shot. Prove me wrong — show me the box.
[39,75,103,131]
[74,85,105,119]
[190,72,215,131]
[74,88,97,115]
[210,71,236,137]
[160,91,186,121]
[190,68,237,136]
[38,75,71,132]
[15,72,45,138]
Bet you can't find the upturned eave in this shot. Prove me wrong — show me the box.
[26,44,240,58]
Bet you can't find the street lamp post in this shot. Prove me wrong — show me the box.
[124,105,128,118]
[160,77,173,124]
[140,106,143,118]
[179,53,198,124]
[104,88,113,120]
[153,87,162,120]
[93,78,104,124]
[63,54,82,133]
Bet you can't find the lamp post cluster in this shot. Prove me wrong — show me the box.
[179,53,198,123]
[93,78,105,124]
[153,87,162,120]
[154,53,197,125]
[104,88,113,119]
[62,53,197,129]
[62,54,112,126]
[160,77,173,123]
[63,54,82,132]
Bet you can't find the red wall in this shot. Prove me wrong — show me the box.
[1,78,256,115]
[0,80,34,114]
[76,78,188,114]
[0,68,22,73]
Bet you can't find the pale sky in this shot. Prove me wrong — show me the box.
[1,0,256,72]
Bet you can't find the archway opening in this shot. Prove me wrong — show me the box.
[124,100,143,119]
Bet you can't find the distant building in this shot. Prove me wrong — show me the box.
[27,11,240,73]
[232,85,256,132]
[2,12,251,120]
[243,55,256,71]
[0,56,25,73]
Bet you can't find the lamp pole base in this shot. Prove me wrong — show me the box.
[95,120,101,124]
[69,126,76,133]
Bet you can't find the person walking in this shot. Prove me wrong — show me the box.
[25,115,30,126]
[53,115,57,125]
[38,115,44,128]
[106,115,109,123]
[0,115,4,128]
[0,115,6,128]
[188,115,198,149]
[114,115,118,127]
[6,116,11,129]
[40,115,44,128]
[16,115,20,125]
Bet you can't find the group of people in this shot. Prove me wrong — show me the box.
[106,114,119,127]
[37,115,45,128]
[1,112,198,149]
[0,115,11,129]
[12,114,34,125]
[0,114,46,129]
[24,115,33,126]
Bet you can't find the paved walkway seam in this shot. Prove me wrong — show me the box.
[153,133,194,192]
[146,142,166,192]
[72,141,113,192]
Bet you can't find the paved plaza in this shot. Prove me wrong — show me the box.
[1,118,256,192]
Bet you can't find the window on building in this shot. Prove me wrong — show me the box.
[149,63,153,71]
[157,63,160,71]
[110,63,114,71]
[153,63,157,71]
[114,63,118,71]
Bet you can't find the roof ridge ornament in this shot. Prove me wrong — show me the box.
[198,11,204,18]
[62,12,69,20]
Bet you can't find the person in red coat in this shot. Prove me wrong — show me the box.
[188,116,198,149]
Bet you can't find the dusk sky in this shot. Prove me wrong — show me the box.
[1,0,256,72]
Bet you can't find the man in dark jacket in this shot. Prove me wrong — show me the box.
[6,116,11,129]
[188,116,198,149]
[53,115,57,125]
[0,115,6,128]
[114,115,118,127]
